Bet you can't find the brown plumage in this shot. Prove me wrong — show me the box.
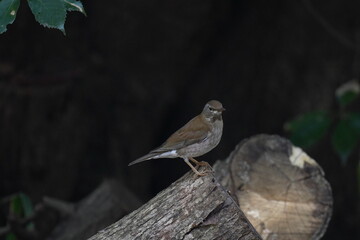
[128,100,225,176]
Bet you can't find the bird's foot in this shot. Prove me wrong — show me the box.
[189,157,211,168]
[194,169,212,176]
[188,157,213,176]
[184,158,212,177]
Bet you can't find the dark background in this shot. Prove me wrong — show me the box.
[0,0,359,239]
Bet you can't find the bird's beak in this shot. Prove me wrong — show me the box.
[221,107,226,112]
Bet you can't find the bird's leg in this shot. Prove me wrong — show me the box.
[183,158,208,176]
[189,157,211,168]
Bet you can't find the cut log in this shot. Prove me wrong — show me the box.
[88,134,332,240]
[88,170,262,240]
[214,134,333,240]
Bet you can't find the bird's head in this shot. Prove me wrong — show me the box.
[202,100,225,120]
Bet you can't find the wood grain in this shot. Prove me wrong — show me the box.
[214,134,333,240]
[88,170,261,240]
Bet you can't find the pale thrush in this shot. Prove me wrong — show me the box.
[128,100,225,176]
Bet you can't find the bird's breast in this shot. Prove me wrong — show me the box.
[177,119,223,158]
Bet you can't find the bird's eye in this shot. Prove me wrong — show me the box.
[209,107,214,111]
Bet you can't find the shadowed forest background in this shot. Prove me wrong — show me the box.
[0,0,359,239]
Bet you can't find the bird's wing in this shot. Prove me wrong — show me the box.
[128,115,209,166]
[152,115,210,152]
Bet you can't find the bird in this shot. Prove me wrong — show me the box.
[128,100,225,176]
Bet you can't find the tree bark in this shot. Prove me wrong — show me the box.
[88,135,333,240]
[88,170,262,240]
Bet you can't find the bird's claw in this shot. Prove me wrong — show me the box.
[195,169,212,176]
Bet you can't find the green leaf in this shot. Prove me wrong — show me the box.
[9,193,34,217]
[0,0,20,34]
[18,193,34,218]
[9,194,23,217]
[332,117,360,164]
[8,193,35,231]
[6,233,17,240]
[27,0,67,34]
[64,0,86,16]
[18,193,35,230]
[337,91,359,107]
[335,80,360,107]
[348,112,360,132]
[285,111,332,148]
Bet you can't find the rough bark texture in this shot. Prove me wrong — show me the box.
[87,135,332,240]
[214,135,333,240]
[88,170,261,240]
[47,180,142,240]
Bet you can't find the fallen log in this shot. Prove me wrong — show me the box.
[214,134,333,240]
[88,134,333,240]
[88,170,261,240]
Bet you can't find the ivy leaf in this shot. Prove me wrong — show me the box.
[9,194,23,217]
[64,0,86,16]
[348,112,360,132]
[9,193,35,230]
[5,233,17,240]
[335,80,360,107]
[284,111,332,148]
[27,0,67,34]
[332,117,360,164]
[19,193,35,230]
[18,193,34,218]
[0,0,20,34]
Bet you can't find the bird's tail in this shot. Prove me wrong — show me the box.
[128,152,160,166]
